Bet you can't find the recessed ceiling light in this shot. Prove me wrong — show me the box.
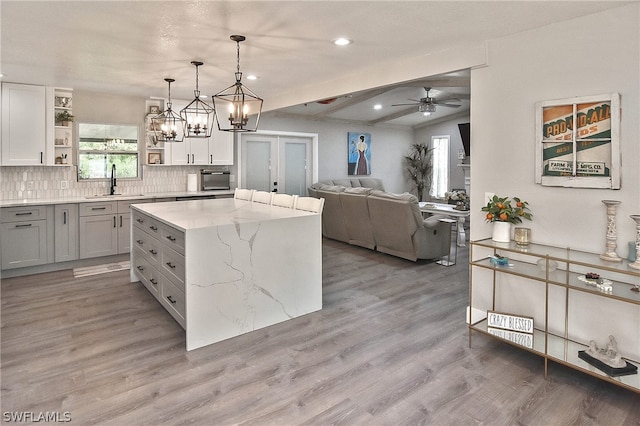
[373,104,382,110]
[333,38,352,46]
[246,75,258,81]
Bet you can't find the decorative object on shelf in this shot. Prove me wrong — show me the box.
[55,110,74,126]
[446,190,469,210]
[180,61,214,138]
[487,311,534,334]
[152,78,185,142]
[55,96,72,108]
[482,195,532,242]
[629,215,640,271]
[149,105,161,114]
[600,200,622,262]
[213,35,263,132]
[403,142,432,201]
[578,273,613,293]
[148,152,161,164]
[489,254,510,267]
[536,258,558,272]
[514,227,531,246]
[61,154,67,164]
[578,335,637,377]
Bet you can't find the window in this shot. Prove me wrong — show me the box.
[535,93,620,189]
[78,123,140,180]
[430,135,449,199]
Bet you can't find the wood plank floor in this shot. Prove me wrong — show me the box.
[2,237,639,425]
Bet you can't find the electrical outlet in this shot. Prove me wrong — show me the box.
[60,180,68,190]
[26,181,34,190]
[485,192,495,205]
[458,149,465,160]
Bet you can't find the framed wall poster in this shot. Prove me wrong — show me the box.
[535,93,620,189]
[348,132,371,175]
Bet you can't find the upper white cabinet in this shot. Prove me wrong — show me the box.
[162,99,234,166]
[1,83,47,166]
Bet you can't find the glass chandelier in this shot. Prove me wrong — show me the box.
[213,35,263,132]
[151,78,185,142]
[180,61,214,138]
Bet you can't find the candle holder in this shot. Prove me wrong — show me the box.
[514,227,531,246]
[600,200,622,262]
[629,215,640,272]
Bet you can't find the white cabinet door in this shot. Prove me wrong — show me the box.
[54,204,79,262]
[189,138,210,165]
[1,220,48,269]
[1,83,47,165]
[209,130,234,165]
[79,215,118,258]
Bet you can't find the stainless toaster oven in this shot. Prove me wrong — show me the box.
[200,170,231,191]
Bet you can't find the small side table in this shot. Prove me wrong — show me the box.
[436,218,458,266]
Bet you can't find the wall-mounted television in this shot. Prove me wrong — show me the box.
[458,123,470,157]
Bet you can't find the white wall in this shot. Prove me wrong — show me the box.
[258,115,414,194]
[471,4,639,252]
[470,4,639,358]
[413,115,471,195]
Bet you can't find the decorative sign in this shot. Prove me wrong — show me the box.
[535,93,620,189]
[487,310,534,334]
[487,327,534,349]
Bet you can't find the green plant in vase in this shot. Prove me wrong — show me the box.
[55,110,74,126]
[482,195,532,223]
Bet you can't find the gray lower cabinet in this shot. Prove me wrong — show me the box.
[54,204,79,262]
[79,199,152,259]
[79,202,119,259]
[1,205,53,269]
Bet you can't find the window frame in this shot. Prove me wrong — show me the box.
[77,122,143,181]
[430,134,450,199]
[534,93,620,189]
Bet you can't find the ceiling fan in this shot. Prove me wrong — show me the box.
[391,87,461,114]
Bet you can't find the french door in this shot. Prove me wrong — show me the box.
[240,132,317,196]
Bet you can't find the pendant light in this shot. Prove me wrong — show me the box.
[151,78,185,142]
[180,61,214,138]
[213,35,263,132]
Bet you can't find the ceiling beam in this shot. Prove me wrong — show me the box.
[367,106,417,125]
[311,87,396,118]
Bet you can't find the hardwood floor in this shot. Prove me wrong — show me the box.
[2,237,639,425]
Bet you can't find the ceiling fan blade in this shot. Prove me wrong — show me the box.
[391,103,419,107]
[437,103,461,108]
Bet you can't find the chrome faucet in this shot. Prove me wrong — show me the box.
[110,164,117,195]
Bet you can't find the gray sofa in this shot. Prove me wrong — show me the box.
[309,181,449,262]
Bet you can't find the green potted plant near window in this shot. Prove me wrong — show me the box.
[404,143,433,202]
[55,110,74,127]
[482,195,532,242]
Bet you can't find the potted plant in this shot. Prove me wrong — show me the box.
[55,110,74,127]
[481,195,532,242]
[404,143,433,202]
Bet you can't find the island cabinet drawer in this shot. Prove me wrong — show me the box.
[132,212,162,237]
[1,205,48,222]
[79,202,117,216]
[132,229,161,264]
[132,250,160,297]
[161,246,185,289]
[160,224,185,255]
[161,279,185,328]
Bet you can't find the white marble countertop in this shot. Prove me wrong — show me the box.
[0,190,234,208]
[132,198,313,231]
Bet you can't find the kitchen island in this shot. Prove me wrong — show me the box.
[130,198,322,351]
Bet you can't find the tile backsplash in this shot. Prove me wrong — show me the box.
[0,165,227,200]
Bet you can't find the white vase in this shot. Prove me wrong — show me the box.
[492,221,511,243]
